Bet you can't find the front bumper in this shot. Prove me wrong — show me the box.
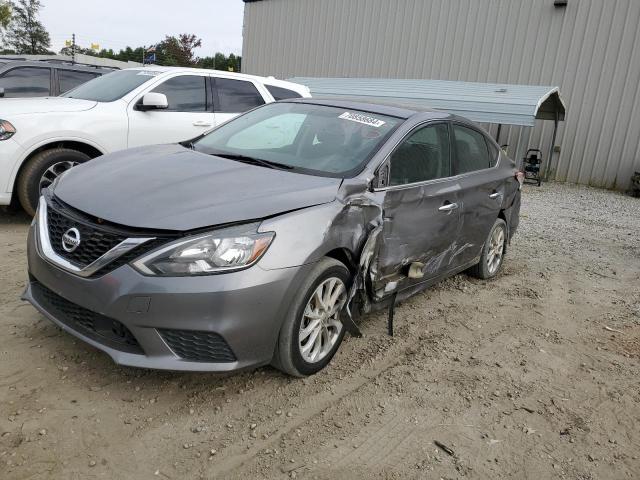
[24,221,311,372]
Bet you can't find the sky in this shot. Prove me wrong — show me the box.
[39,0,245,57]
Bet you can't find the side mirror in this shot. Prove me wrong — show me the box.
[372,163,389,190]
[0,88,5,98]
[137,92,168,111]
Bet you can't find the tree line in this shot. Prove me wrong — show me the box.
[0,0,241,71]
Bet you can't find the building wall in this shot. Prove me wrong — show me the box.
[243,0,640,190]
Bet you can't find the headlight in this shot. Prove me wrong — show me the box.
[0,120,16,140]
[131,224,274,276]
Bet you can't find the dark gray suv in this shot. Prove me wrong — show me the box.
[0,60,114,98]
[23,98,522,376]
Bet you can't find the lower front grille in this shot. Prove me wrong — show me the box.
[31,282,143,355]
[158,329,236,363]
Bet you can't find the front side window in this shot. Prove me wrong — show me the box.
[389,123,450,186]
[193,102,401,177]
[452,124,491,174]
[59,70,98,94]
[0,67,50,97]
[62,69,158,102]
[150,75,207,112]
[215,78,265,113]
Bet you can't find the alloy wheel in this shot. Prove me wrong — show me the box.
[39,160,79,192]
[487,225,505,274]
[298,277,346,363]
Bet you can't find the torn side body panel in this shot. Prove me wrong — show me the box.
[371,180,475,297]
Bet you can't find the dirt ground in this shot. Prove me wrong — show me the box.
[1,183,639,480]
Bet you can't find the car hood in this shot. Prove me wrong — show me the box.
[53,144,342,231]
[0,97,98,116]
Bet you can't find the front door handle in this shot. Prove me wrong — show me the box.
[489,192,502,199]
[438,202,459,212]
[193,120,213,127]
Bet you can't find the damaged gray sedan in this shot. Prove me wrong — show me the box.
[24,98,521,377]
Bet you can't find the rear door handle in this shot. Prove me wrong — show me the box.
[489,192,502,199]
[438,202,459,212]
[193,121,213,127]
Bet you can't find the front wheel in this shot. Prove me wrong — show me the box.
[17,148,90,216]
[273,258,350,377]
[468,218,507,279]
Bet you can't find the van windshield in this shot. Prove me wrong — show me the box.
[61,69,159,102]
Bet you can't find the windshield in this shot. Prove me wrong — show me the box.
[192,102,401,177]
[61,69,159,102]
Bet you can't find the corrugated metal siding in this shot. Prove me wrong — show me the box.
[287,77,563,127]
[243,0,640,189]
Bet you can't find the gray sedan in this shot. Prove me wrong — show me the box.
[23,98,521,376]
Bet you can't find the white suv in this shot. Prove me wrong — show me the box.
[0,66,310,214]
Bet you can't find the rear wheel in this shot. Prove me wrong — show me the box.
[468,218,507,279]
[17,148,89,215]
[274,258,350,377]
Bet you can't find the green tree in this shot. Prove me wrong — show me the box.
[6,0,50,54]
[0,1,11,29]
[157,33,201,66]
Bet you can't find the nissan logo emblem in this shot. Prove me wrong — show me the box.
[61,227,81,253]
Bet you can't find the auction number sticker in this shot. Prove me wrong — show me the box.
[136,71,160,76]
[339,112,386,127]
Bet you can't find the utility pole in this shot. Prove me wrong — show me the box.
[71,33,76,64]
[142,45,145,65]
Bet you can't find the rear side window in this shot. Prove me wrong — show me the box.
[389,123,450,186]
[0,67,51,97]
[452,124,491,174]
[215,78,265,113]
[151,75,207,112]
[266,84,302,100]
[59,70,98,93]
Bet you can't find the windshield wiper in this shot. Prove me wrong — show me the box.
[211,152,293,170]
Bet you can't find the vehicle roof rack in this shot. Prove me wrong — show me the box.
[34,59,117,69]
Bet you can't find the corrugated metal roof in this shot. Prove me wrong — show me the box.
[287,77,565,127]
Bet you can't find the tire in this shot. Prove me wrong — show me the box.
[17,148,90,216]
[273,257,351,377]
[468,218,507,280]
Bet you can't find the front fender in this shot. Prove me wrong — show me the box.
[258,199,381,270]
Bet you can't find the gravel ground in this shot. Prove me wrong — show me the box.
[1,183,639,480]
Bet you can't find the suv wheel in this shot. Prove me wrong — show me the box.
[17,148,90,215]
[274,257,350,377]
[468,218,507,279]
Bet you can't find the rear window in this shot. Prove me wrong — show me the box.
[266,84,303,100]
[214,78,265,113]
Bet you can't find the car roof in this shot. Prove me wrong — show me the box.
[283,97,452,120]
[0,60,115,72]
[123,65,307,90]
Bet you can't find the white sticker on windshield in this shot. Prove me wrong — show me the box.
[338,112,386,127]
[136,71,159,76]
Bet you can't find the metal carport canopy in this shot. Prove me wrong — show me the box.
[287,77,565,127]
